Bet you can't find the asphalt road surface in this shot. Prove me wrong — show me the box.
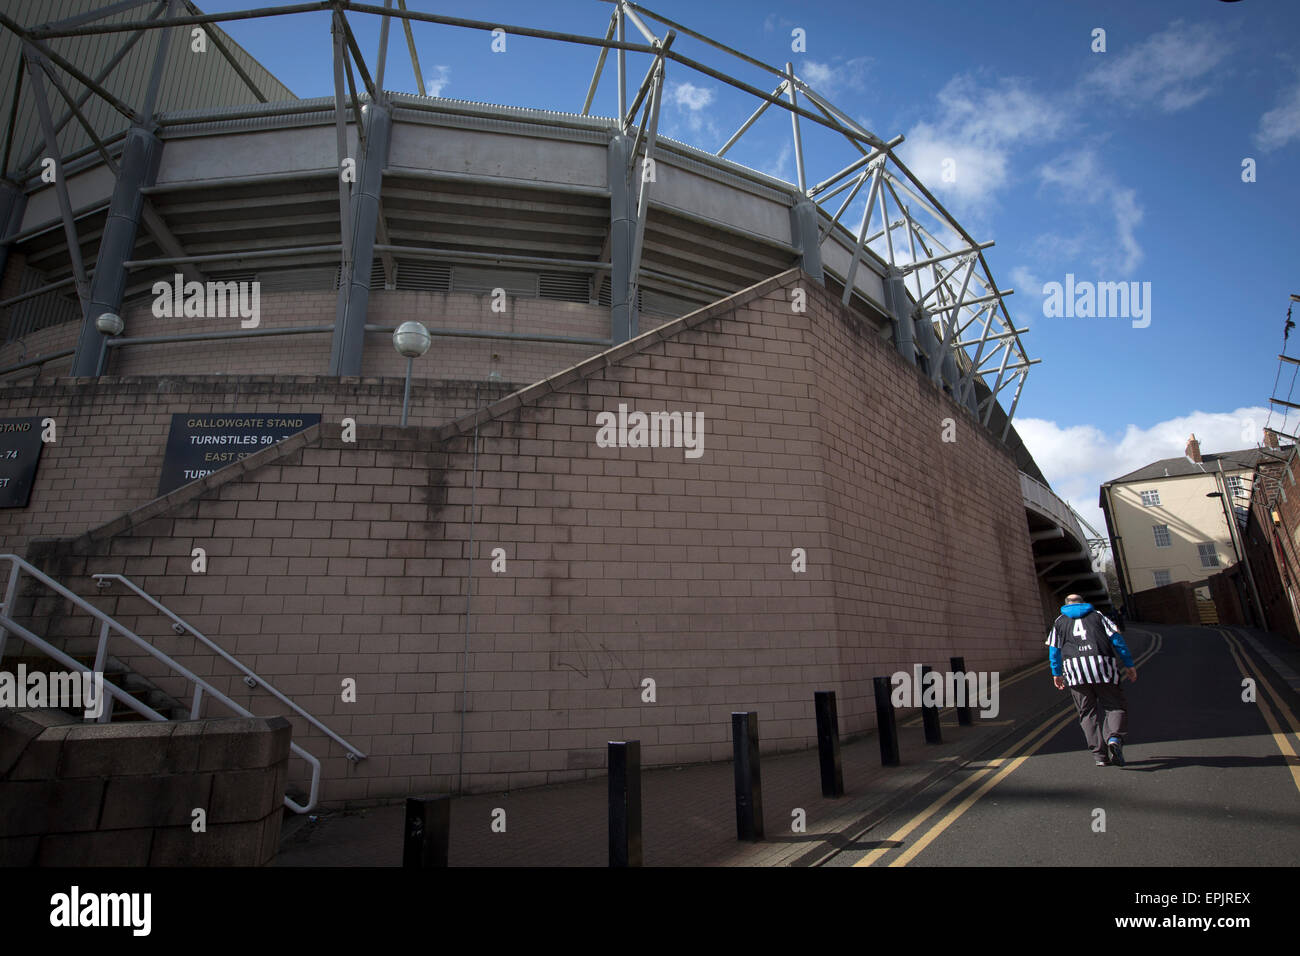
[825,625,1300,866]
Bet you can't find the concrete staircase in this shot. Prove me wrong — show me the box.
[2,653,189,721]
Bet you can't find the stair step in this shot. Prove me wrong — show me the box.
[3,653,189,721]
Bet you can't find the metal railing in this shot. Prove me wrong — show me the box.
[91,572,366,764]
[0,554,364,813]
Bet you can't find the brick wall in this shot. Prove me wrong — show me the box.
[1129,579,1199,625]
[1249,463,1300,644]
[0,376,513,551]
[10,269,1046,802]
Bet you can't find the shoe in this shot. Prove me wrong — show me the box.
[1095,757,1109,766]
[1107,737,1125,767]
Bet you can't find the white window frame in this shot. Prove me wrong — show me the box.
[1153,524,1171,548]
[1153,569,1171,587]
[1140,490,1161,507]
[1197,542,1220,568]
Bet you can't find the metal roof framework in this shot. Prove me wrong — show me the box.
[0,0,1035,441]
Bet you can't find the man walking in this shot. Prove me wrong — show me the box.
[1046,594,1137,767]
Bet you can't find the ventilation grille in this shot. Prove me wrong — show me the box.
[395,260,451,293]
[3,267,80,341]
[333,260,385,291]
[641,288,704,319]
[255,268,335,293]
[596,276,641,309]
[452,266,537,297]
[539,272,591,303]
[206,270,258,289]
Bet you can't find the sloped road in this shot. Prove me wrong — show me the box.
[825,625,1300,867]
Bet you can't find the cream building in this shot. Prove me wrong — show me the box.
[1100,435,1277,605]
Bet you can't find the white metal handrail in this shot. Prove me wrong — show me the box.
[0,554,325,813]
[91,572,366,763]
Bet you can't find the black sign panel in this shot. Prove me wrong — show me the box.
[0,417,45,508]
[158,413,320,496]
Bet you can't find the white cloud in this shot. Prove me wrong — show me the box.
[1017,407,1273,534]
[1108,187,1144,275]
[1036,148,1145,275]
[664,81,720,141]
[901,75,1067,209]
[1083,21,1231,113]
[759,141,793,182]
[669,82,714,112]
[424,65,451,97]
[800,57,870,95]
[1008,265,1045,327]
[1256,78,1300,151]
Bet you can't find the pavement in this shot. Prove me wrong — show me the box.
[273,622,1300,867]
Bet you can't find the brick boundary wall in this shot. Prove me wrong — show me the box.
[10,269,1046,802]
[1129,580,1199,625]
[1206,565,1251,627]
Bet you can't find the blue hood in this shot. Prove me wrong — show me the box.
[1061,602,1093,618]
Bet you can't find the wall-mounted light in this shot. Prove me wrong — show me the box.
[393,321,431,427]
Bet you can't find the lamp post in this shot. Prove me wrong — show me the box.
[392,321,431,427]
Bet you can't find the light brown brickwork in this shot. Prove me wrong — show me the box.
[4,269,1044,803]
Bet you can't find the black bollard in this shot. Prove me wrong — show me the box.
[608,740,642,867]
[814,691,844,797]
[403,795,450,867]
[950,656,972,726]
[921,665,943,744]
[873,676,900,766]
[732,711,764,840]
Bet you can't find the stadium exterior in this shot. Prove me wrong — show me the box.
[0,1,1109,806]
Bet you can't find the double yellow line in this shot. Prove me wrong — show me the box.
[853,630,1162,867]
[1218,627,1300,797]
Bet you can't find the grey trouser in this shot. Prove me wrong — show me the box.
[1069,681,1128,758]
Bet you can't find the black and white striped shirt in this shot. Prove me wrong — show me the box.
[1046,611,1124,687]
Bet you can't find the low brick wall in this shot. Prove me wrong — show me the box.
[0,710,291,866]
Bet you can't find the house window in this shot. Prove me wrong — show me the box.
[1226,475,1244,498]
[1140,490,1161,507]
[1198,543,1220,568]
[1153,524,1171,547]
[1153,569,1171,587]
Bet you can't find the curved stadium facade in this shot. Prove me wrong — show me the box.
[0,1,1109,806]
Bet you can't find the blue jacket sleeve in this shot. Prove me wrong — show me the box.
[1110,633,1135,668]
[1048,646,1063,675]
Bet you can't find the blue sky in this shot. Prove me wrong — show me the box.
[196,0,1300,530]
